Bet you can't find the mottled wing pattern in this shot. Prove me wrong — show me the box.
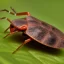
[26,16,64,48]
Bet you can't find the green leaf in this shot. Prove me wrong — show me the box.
[0,0,64,64]
[0,33,64,64]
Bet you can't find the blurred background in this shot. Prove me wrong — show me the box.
[0,0,64,64]
[0,0,64,32]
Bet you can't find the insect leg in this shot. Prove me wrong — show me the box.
[3,31,18,38]
[0,7,16,14]
[0,9,15,15]
[15,12,30,16]
[0,9,30,16]
[4,26,10,33]
[12,38,32,54]
[10,7,16,13]
[3,32,14,38]
[0,17,12,23]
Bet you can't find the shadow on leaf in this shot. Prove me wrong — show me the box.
[8,32,61,55]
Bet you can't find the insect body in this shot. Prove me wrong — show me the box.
[0,7,64,54]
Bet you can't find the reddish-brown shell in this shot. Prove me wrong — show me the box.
[25,16,64,49]
[10,16,64,49]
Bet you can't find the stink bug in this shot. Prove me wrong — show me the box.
[0,7,64,54]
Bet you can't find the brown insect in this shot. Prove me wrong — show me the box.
[0,7,64,54]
